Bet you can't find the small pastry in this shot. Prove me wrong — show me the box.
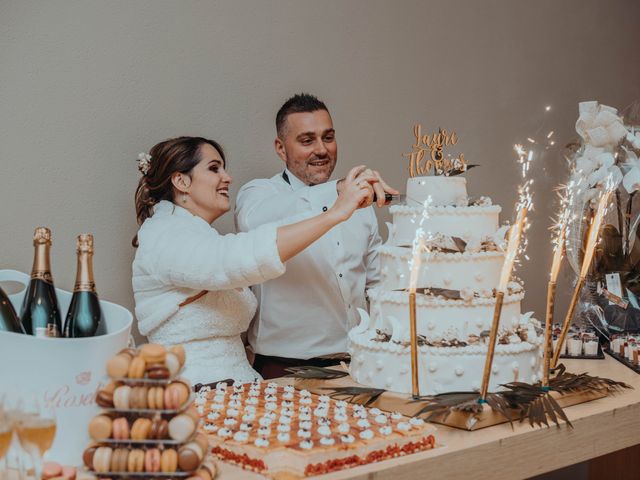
[165,381,190,409]
[112,385,132,410]
[95,389,114,408]
[127,356,146,379]
[147,386,165,410]
[42,461,63,479]
[194,432,209,456]
[130,386,148,409]
[149,418,169,439]
[106,354,131,379]
[130,417,153,440]
[144,448,161,473]
[165,352,181,377]
[61,465,76,480]
[140,343,166,364]
[92,447,113,473]
[127,449,145,473]
[178,444,202,472]
[146,364,171,380]
[183,406,201,424]
[170,345,186,366]
[110,448,129,472]
[199,459,217,480]
[83,446,98,468]
[168,414,196,442]
[111,417,129,440]
[118,347,136,359]
[160,448,178,473]
[88,415,112,441]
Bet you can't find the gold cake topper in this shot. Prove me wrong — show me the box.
[403,124,470,177]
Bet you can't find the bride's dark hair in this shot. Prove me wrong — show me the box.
[132,136,226,247]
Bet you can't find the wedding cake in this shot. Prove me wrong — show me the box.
[348,175,543,395]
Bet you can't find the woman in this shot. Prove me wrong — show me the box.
[132,136,383,384]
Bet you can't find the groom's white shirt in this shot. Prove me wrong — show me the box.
[235,169,381,359]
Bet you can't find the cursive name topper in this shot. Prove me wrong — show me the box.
[403,124,469,177]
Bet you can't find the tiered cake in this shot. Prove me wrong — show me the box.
[349,176,543,395]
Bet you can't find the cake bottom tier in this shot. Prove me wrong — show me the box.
[349,330,543,396]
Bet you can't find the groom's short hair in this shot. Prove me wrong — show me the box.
[276,93,329,138]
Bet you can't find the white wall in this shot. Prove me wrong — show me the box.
[2,0,640,340]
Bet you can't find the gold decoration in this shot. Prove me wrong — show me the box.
[403,124,467,177]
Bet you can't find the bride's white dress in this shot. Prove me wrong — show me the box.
[132,200,285,385]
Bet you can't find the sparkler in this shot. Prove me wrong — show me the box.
[542,187,571,386]
[480,145,533,401]
[552,186,613,368]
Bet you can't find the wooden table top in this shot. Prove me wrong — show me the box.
[216,355,640,480]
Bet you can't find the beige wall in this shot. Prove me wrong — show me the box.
[2,0,640,340]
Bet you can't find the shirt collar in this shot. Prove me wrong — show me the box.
[283,168,308,191]
[153,200,213,228]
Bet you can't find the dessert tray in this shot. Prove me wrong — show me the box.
[196,380,438,479]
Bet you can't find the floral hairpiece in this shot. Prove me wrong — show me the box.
[137,152,152,175]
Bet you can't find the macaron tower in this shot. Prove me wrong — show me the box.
[82,344,216,479]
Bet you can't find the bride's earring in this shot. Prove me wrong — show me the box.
[182,193,188,204]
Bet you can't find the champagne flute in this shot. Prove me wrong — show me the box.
[15,394,56,480]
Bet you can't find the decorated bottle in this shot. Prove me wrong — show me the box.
[0,285,25,333]
[21,227,62,337]
[64,234,105,337]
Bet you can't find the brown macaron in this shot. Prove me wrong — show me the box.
[170,345,186,366]
[127,356,146,379]
[140,343,166,364]
[149,418,169,440]
[160,448,178,473]
[95,389,114,408]
[130,386,148,409]
[110,448,129,473]
[127,449,145,473]
[147,386,165,410]
[198,459,217,480]
[88,415,112,441]
[106,354,131,379]
[83,446,98,468]
[146,364,170,380]
[130,417,152,440]
[118,347,136,359]
[177,444,202,472]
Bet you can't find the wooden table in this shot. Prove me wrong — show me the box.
[216,356,640,480]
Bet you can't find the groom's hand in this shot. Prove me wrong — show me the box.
[337,167,399,208]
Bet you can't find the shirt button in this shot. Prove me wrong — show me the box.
[322,206,328,212]
[339,273,343,278]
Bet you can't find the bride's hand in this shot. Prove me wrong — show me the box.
[329,165,375,222]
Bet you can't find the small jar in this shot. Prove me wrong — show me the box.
[567,334,583,356]
[583,333,599,356]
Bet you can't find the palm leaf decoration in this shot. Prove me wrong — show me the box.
[284,366,349,380]
[323,386,386,406]
[409,392,483,422]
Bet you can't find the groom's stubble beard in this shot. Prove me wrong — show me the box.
[284,145,337,187]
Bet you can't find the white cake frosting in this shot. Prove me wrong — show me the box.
[406,176,468,207]
[349,175,542,396]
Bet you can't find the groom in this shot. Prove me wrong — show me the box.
[235,93,397,379]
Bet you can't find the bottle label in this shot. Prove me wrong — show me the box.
[36,324,60,338]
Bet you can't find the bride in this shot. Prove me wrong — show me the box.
[132,136,381,384]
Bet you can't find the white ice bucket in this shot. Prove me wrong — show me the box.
[0,269,133,466]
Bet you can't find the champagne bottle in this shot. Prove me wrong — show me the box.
[0,285,25,333]
[21,227,62,337]
[63,234,105,337]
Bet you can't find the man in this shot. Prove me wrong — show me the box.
[235,93,397,379]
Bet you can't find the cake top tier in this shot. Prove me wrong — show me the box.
[406,176,467,207]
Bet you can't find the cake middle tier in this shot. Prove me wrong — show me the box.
[379,246,504,291]
[367,287,525,342]
[387,204,501,247]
